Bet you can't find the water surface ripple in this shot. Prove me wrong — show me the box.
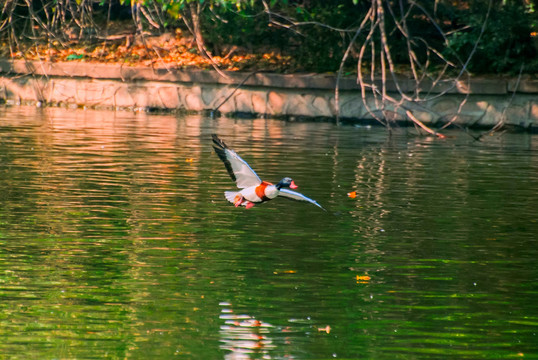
[0,106,536,359]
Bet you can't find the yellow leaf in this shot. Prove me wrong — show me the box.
[356,275,371,283]
[318,325,331,334]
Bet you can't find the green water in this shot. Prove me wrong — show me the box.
[0,106,536,359]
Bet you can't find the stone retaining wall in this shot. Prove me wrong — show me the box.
[1,60,537,129]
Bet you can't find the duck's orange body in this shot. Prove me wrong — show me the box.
[255,181,273,202]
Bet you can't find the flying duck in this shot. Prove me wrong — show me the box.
[212,134,324,210]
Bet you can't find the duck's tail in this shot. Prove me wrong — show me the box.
[224,191,239,204]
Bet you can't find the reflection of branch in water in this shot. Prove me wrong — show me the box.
[352,144,391,239]
[219,302,275,359]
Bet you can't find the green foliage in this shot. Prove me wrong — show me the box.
[283,2,366,72]
[201,0,538,74]
[1,0,536,74]
[446,1,537,73]
[202,0,368,72]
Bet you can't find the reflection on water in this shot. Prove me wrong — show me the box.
[0,106,537,359]
[219,302,276,360]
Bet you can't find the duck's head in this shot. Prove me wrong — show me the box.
[276,177,298,190]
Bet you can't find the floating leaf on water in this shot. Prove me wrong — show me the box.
[317,325,331,334]
[274,269,297,275]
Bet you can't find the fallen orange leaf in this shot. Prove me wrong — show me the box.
[317,325,331,334]
[274,270,297,275]
[356,275,371,283]
[283,270,297,274]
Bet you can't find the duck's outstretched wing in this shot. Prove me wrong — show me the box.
[212,134,262,189]
[279,189,326,211]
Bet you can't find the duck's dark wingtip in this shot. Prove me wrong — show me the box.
[211,134,238,183]
[212,134,228,154]
[211,134,227,149]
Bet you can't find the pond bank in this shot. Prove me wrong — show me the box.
[1,59,537,130]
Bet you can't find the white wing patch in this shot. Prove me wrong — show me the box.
[225,148,262,189]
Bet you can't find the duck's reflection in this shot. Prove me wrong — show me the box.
[219,302,277,360]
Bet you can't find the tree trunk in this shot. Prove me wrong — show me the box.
[188,2,208,59]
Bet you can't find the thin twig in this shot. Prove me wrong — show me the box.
[474,64,525,140]
[406,110,446,138]
[212,71,259,115]
[335,7,372,125]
